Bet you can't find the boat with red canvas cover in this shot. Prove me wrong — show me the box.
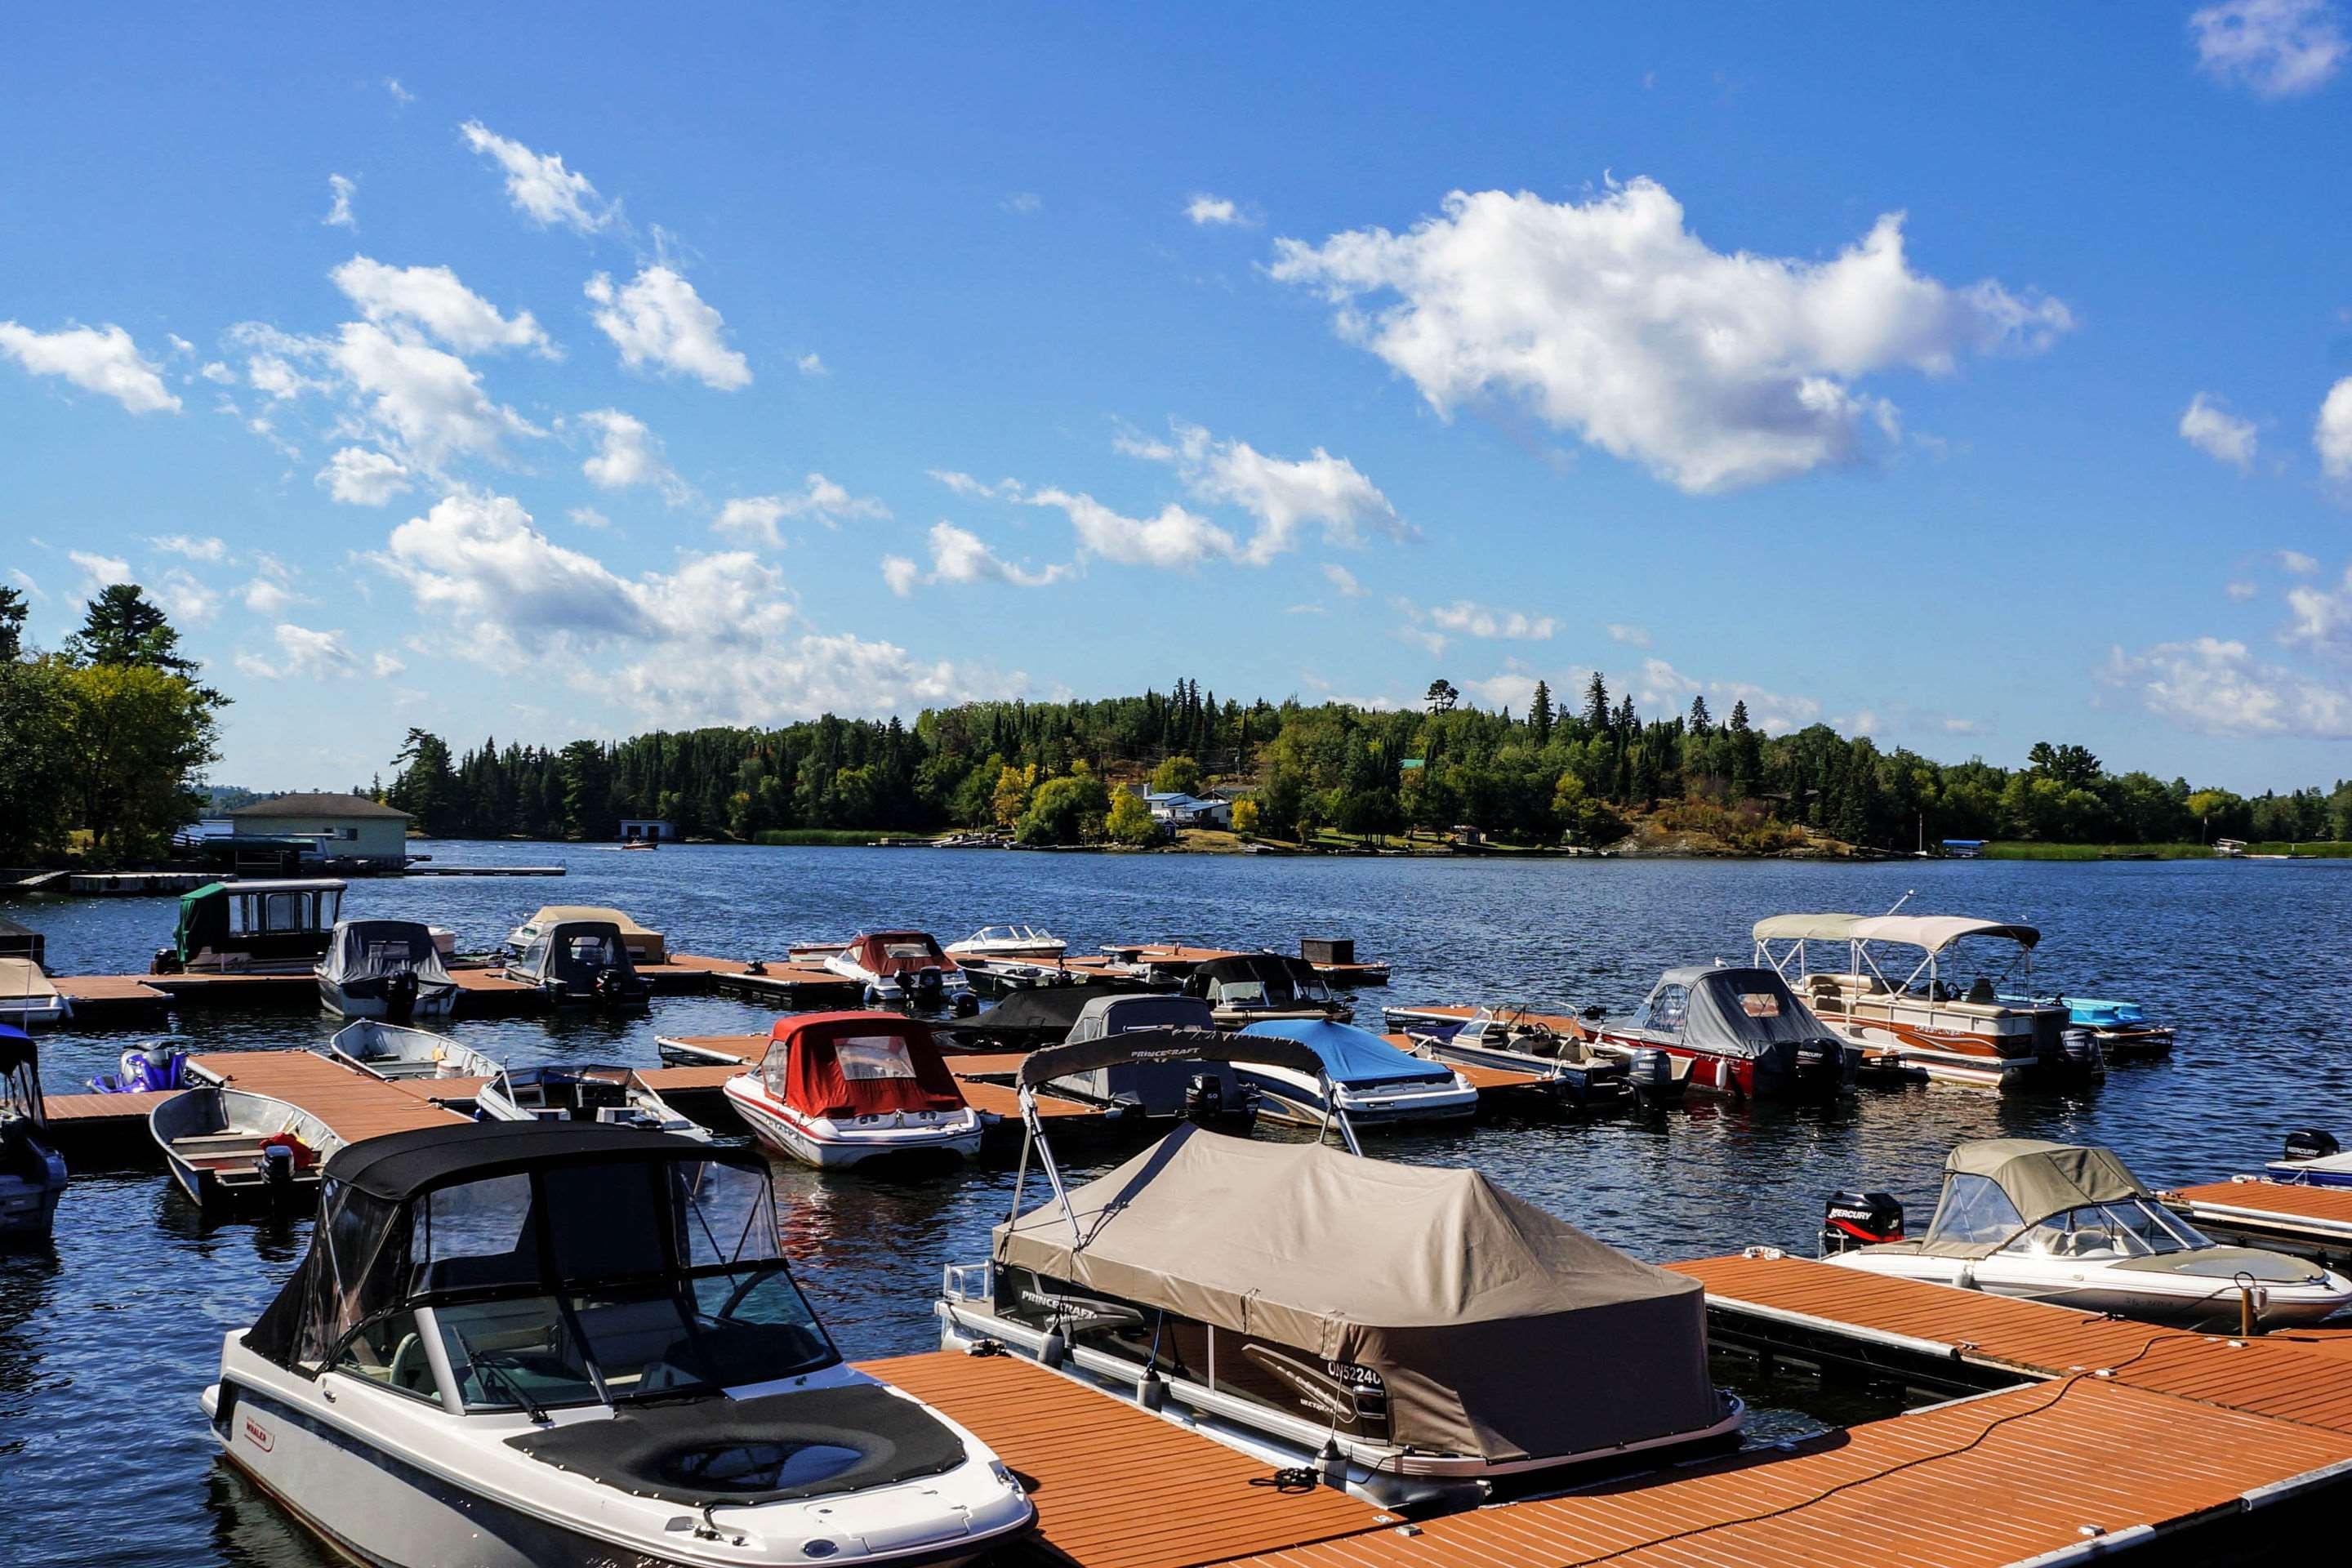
[818,930,974,1009]
[724,1011,985,1167]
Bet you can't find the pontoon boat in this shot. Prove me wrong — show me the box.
[938,1031,1742,1510]
[0,956,69,1025]
[724,1012,983,1167]
[503,906,666,964]
[327,1019,501,1082]
[475,1064,707,1140]
[945,924,1066,962]
[1236,1018,1477,1127]
[316,919,460,1020]
[1181,953,1352,1027]
[1823,1138,2352,1325]
[1405,1003,1660,1107]
[152,879,346,974]
[150,1086,341,1210]
[1751,914,2091,1089]
[1998,992,2176,1059]
[1585,966,1856,1100]
[818,931,973,1009]
[502,920,649,1009]
[0,1023,67,1245]
[206,1120,1036,1567]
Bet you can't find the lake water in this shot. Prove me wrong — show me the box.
[5,843,2348,1566]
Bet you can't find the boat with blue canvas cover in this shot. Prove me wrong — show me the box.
[1235,1018,1477,1127]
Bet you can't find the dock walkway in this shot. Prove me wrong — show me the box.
[2169,1178,2352,1264]
[184,1049,467,1142]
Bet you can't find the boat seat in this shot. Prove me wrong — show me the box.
[173,1133,277,1155]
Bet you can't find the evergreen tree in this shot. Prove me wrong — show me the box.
[1687,694,1712,735]
[0,586,27,662]
[1529,679,1554,746]
[1582,671,1610,733]
[1727,700,1762,801]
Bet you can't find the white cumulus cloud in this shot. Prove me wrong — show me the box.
[713,475,889,546]
[149,533,229,563]
[1270,178,2071,494]
[2189,0,2346,96]
[459,120,617,234]
[2179,392,2258,469]
[1185,194,1250,226]
[69,550,131,591]
[1428,599,1558,640]
[235,622,361,681]
[316,445,415,506]
[323,174,357,229]
[586,266,751,390]
[1118,421,1405,564]
[885,523,1071,595]
[1323,564,1366,597]
[0,321,181,413]
[328,321,542,467]
[153,568,220,626]
[578,408,680,497]
[2319,376,2352,481]
[331,256,552,355]
[2105,636,2352,737]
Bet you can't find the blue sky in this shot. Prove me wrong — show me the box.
[6,3,2352,790]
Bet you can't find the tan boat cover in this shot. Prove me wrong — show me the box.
[1947,1138,2145,1220]
[522,906,665,961]
[991,1124,1717,1462]
[0,956,60,1001]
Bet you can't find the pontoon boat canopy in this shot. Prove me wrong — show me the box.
[1753,913,2039,951]
[991,1124,1716,1462]
[760,1011,967,1119]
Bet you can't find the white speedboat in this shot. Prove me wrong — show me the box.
[0,957,69,1025]
[2265,1128,2352,1187]
[315,919,460,1020]
[945,924,1065,962]
[326,1019,501,1081]
[149,1086,341,1211]
[0,1024,67,1245]
[819,931,973,1009]
[1236,1018,1477,1128]
[502,905,666,963]
[938,1031,1742,1512]
[205,1120,1036,1568]
[1407,1002,1656,1107]
[1824,1138,2352,1326]
[724,1011,983,1168]
[475,1063,708,1140]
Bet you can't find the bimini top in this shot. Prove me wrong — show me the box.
[1240,1018,1453,1087]
[318,920,456,990]
[1065,991,1214,1042]
[1945,1138,2145,1221]
[0,1021,33,1073]
[1636,967,1840,1060]
[1753,913,2040,952]
[845,930,956,978]
[324,1117,744,1203]
[1183,953,1328,1002]
[760,1010,967,1119]
[993,1123,1716,1463]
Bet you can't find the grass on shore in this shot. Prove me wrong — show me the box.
[751,827,921,846]
[1980,840,2352,860]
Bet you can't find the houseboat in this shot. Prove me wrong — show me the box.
[151,879,346,974]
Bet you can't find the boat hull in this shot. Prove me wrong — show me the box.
[0,1154,67,1245]
[1588,1031,1851,1101]
[1826,1253,2352,1327]
[1238,1070,1478,1129]
[725,1080,982,1168]
[317,978,459,1022]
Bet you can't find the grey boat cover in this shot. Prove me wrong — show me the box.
[1642,966,1838,1060]
[1066,991,1214,1041]
[991,1124,1716,1462]
[318,920,457,991]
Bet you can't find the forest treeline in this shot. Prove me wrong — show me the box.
[380,675,2352,851]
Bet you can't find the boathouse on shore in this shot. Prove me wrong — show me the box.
[227,793,413,865]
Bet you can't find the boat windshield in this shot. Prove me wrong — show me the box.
[2000,1198,2212,1260]
[2,1058,42,1125]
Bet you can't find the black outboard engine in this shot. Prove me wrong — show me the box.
[1183,1072,1225,1125]
[2284,1129,2343,1164]
[952,991,980,1018]
[1625,1048,1673,1096]
[2058,1027,2102,1076]
[384,969,419,1022]
[913,966,943,995]
[592,967,626,1008]
[1821,1191,1904,1255]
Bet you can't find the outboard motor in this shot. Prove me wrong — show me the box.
[953,991,980,1018]
[2058,1027,2102,1076]
[1821,1191,1904,1255]
[1183,1072,1226,1125]
[2284,1129,2343,1164]
[262,1141,296,1198]
[592,968,626,1008]
[1625,1048,1673,1097]
[384,969,419,1022]
[913,965,943,995]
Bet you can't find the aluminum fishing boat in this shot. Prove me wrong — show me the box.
[150,1086,341,1211]
[1236,1018,1477,1127]
[326,1019,501,1082]
[1180,953,1352,1027]
[819,931,973,1009]
[944,924,1066,962]
[475,1064,708,1140]
[723,1012,983,1168]
[1751,914,2087,1089]
[1822,1139,2352,1326]
[206,1121,1035,1568]
[315,919,459,1020]
[0,1023,67,1245]
[1403,1003,1660,1107]
[938,1031,1742,1510]
[501,920,649,1009]
[1585,966,1856,1100]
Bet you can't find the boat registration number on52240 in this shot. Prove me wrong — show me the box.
[243,1414,274,1453]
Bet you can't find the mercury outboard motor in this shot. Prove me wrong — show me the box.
[591,968,627,1009]
[913,965,943,995]
[2284,1129,2343,1164]
[1821,1191,1904,1255]
[952,991,980,1017]
[1183,1072,1226,1125]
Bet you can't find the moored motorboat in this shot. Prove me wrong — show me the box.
[503,905,666,963]
[315,919,459,1020]
[1821,1138,2352,1326]
[938,1039,1743,1510]
[1022,992,1261,1126]
[1181,953,1353,1027]
[152,879,346,974]
[501,920,649,1009]
[933,979,1165,1052]
[2265,1128,2352,1187]
[1584,965,1856,1100]
[1236,1018,1477,1127]
[944,924,1066,962]
[724,1012,983,1167]
[1751,914,2092,1089]
[475,1064,708,1140]
[326,1019,501,1082]
[150,1086,340,1211]
[0,1024,67,1245]
[819,931,973,1010]
[0,956,69,1025]
[206,1120,1036,1567]
[1404,1003,1659,1107]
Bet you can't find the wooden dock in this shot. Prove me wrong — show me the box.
[2167,1178,2352,1266]
[184,1049,470,1142]
[1099,942,1390,986]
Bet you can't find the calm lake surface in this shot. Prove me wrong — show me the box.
[5,844,2349,1566]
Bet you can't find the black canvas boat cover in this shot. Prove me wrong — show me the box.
[318,920,456,990]
[326,1118,746,1201]
[940,979,1158,1042]
[1017,1027,1323,1089]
